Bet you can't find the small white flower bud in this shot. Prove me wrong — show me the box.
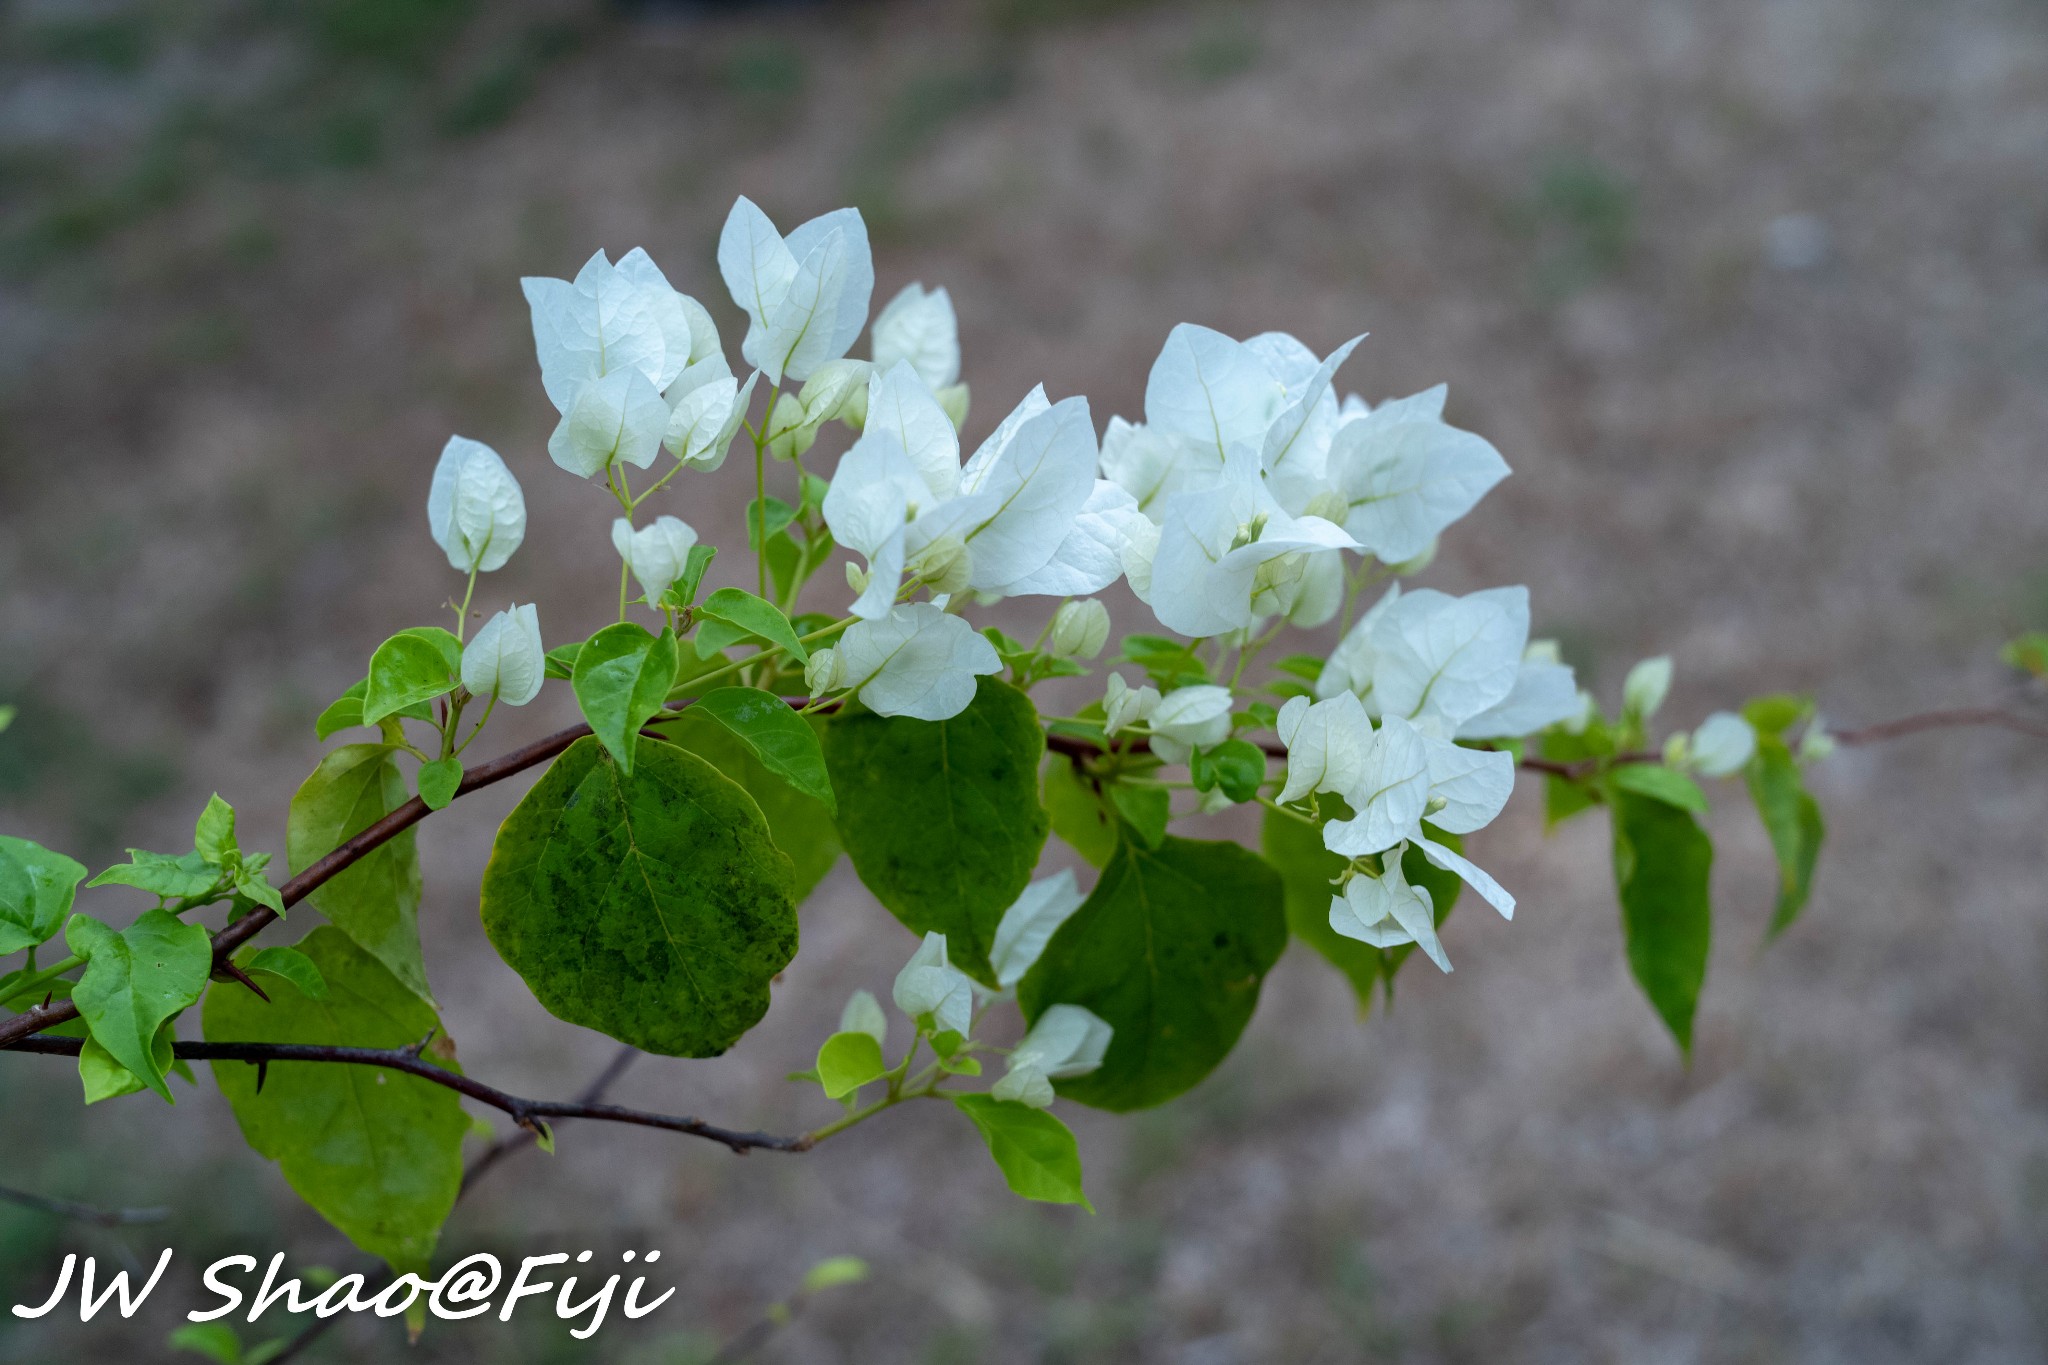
[906,533,972,595]
[839,988,887,1048]
[460,604,545,706]
[1303,489,1350,524]
[1688,712,1757,778]
[1048,599,1111,660]
[1103,673,1161,738]
[1797,719,1836,764]
[804,647,843,697]
[845,561,871,595]
[611,516,699,604]
[428,436,526,573]
[1623,656,1674,721]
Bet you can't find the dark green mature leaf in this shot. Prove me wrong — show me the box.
[951,1094,1090,1207]
[0,836,87,955]
[824,679,1049,985]
[1544,772,1600,827]
[1020,836,1286,1111]
[572,622,679,774]
[1116,634,1209,690]
[480,737,799,1057]
[688,688,836,812]
[1043,760,1117,869]
[65,908,211,1101]
[1610,788,1714,1057]
[417,757,462,811]
[1611,764,1709,815]
[698,587,810,664]
[1189,739,1266,804]
[287,744,429,1003]
[745,496,797,550]
[206,926,467,1273]
[658,710,840,902]
[544,641,584,681]
[362,629,461,726]
[88,849,218,901]
[1747,736,1825,939]
[816,1031,886,1099]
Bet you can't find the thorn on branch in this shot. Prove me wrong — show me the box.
[219,960,270,1003]
[254,1059,268,1095]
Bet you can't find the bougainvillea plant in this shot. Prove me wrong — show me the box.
[4,196,2042,1346]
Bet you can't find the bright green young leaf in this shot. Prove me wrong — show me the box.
[1611,763,1709,815]
[166,1321,243,1365]
[1116,634,1209,689]
[479,737,799,1057]
[1741,693,1812,739]
[658,709,840,903]
[571,622,680,774]
[698,587,810,664]
[764,531,805,604]
[287,744,430,1003]
[815,1030,886,1099]
[824,679,1049,985]
[245,945,328,1000]
[1043,760,1117,868]
[1610,787,1714,1058]
[1747,736,1825,939]
[675,542,718,608]
[1020,835,1286,1111]
[800,1256,869,1294]
[1189,739,1266,804]
[234,868,285,915]
[88,849,218,901]
[688,687,836,812]
[362,630,460,727]
[745,496,797,550]
[66,908,211,1102]
[193,794,238,865]
[543,641,584,681]
[78,1019,179,1105]
[205,926,466,1274]
[0,836,87,955]
[951,1094,1090,1208]
[2002,631,2048,678]
[1543,772,1599,828]
[417,757,462,811]
[314,682,366,742]
[1108,783,1170,849]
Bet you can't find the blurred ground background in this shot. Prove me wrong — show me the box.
[3,0,2048,1360]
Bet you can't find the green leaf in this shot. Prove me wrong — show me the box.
[1611,763,1709,815]
[1746,736,1825,939]
[698,587,810,664]
[1610,788,1714,1057]
[287,744,430,1004]
[1116,634,1208,689]
[0,836,87,955]
[1043,760,1117,869]
[745,496,797,550]
[543,641,584,681]
[764,532,805,604]
[479,736,799,1057]
[245,945,328,1000]
[823,678,1049,985]
[674,543,718,609]
[658,710,840,903]
[815,1030,886,1099]
[1741,693,1812,739]
[194,794,238,865]
[205,926,467,1273]
[88,849,218,900]
[79,1019,177,1105]
[1019,835,1286,1111]
[1273,654,1325,682]
[314,681,367,742]
[362,630,461,727]
[2002,631,2048,678]
[66,908,211,1101]
[800,1256,869,1294]
[1543,772,1600,827]
[234,869,285,915]
[694,617,751,659]
[571,622,680,775]
[1189,739,1266,804]
[167,1321,243,1365]
[951,1094,1090,1208]
[688,688,836,813]
[417,757,462,811]
[1262,802,1378,1008]
[1107,783,1170,849]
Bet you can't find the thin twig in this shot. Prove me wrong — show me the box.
[4,1036,809,1155]
[1830,706,2048,746]
[0,1183,167,1226]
